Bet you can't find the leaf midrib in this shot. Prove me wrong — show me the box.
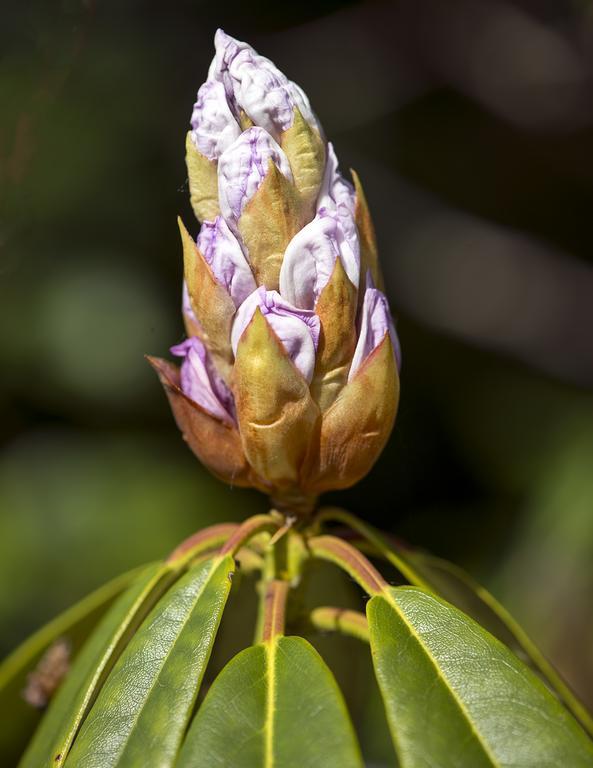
[382,589,499,768]
[81,558,223,766]
[264,639,277,768]
[57,565,172,766]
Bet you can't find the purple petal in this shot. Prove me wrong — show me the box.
[279,208,360,309]
[317,142,356,214]
[197,216,256,307]
[210,29,320,139]
[190,79,241,161]
[171,337,235,423]
[182,281,201,330]
[349,286,401,380]
[218,127,293,228]
[232,287,320,382]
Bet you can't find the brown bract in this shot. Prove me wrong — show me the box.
[146,355,267,491]
[303,332,399,493]
[280,108,326,221]
[178,216,235,380]
[238,160,303,291]
[352,169,384,291]
[233,308,320,490]
[310,257,358,412]
[185,132,220,222]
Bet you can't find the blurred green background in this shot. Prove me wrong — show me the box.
[2,0,593,761]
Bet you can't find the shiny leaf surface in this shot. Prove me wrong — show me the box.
[178,635,363,768]
[368,587,593,767]
[0,567,141,765]
[65,555,234,768]
[404,548,593,736]
[19,562,173,768]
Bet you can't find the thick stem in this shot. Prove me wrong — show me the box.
[254,518,295,643]
[270,491,317,518]
[316,507,432,590]
[166,523,238,567]
[261,580,290,643]
[220,513,282,557]
[307,535,387,596]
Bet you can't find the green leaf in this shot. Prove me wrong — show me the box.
[0,567,141,766]
[178,635,363,768]
[368,587,593,768]
[335,506,593,736]
[19,562,175,768]
[408,549,593,736]
[65,555,234,768]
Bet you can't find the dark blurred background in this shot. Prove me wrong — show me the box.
[2,0,593,749]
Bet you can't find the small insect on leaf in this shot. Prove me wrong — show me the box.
[22,639,71,711]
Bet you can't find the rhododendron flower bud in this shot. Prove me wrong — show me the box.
[190,79,241,162]
[150,30,401,514]
[350,279,402,379]
[196,216,256,307]
[170,337,234,424]
[318,142,356,214]
[209,28,321,140]
[279,207,360,310]
[217,127,293,230]
[231,287,320,382]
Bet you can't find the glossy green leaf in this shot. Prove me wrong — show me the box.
[20,562,175,768]
[404,549,593,736]
[65,555,234,768]
[368,587,593,767]
[332,507,593,737]
[178,635,363,768]
[0,567,141,765]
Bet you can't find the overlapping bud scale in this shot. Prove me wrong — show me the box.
[149,29,400,513]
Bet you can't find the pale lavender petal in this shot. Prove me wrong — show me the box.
[349,286,400,380]
[279,207,360,309]
[171,337,235,423]
[218,127,293,229]
[211,29,320,139]
[197,216,256,307]
[231,287,320,382]
[317,142,356,214]
[190,79,241,161]
[182,281,201,331]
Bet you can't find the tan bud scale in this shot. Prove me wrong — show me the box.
[238,160,303,291]
[179,216,235,379]
[185,132,220,222]
[233,308,320,489]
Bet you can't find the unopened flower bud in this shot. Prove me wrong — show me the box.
[318,142,356,214]
[171,337,235,423]
[350,279,401,379]
[279,207,359,310]
[210,28,320,140]
[196,216,256,307]
[150,30,401,514]
[231,287,320,382]
[190,79,241,161]
[217,127,293,229]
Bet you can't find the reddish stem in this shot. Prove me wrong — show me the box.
[166,523,238,565]
[307,535,387,596]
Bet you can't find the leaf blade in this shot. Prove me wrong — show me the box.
[19,562,174,768]
[0,567,142,765]
[178,636,363,768]
[64,555,234,768]
[405,549,593,735]
[368,587,593,768]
